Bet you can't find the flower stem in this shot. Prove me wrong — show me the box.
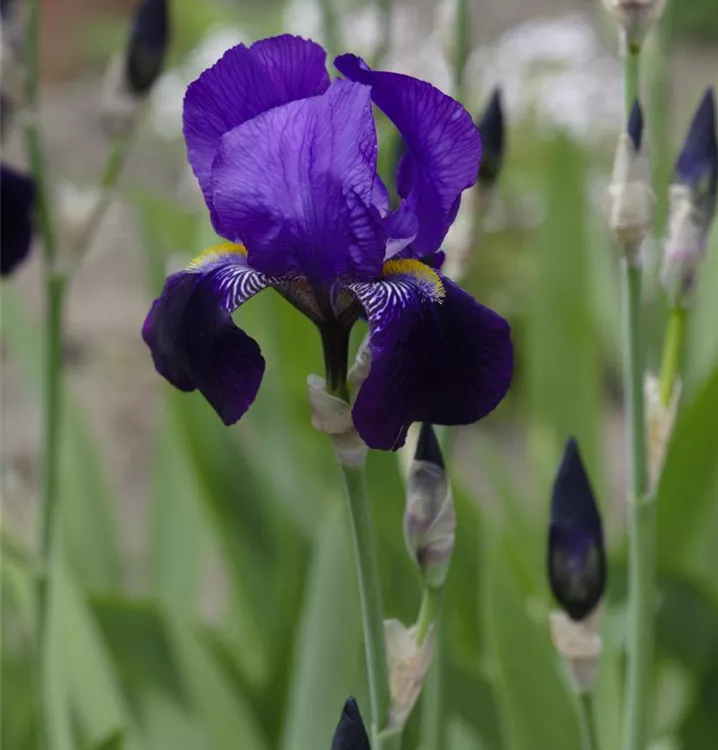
[623,42,640,115]
[69,134,132,262]
[24,1,67,744]
[339,461,393,748]
[37,273,66,609]
[414,587,440,647]
[620,37,654,750]
[452,0,470,102]
[580,693,600,750]
[418,426,453,750]
[24,0,56,267]
[658,306,685,407]
[621,263,648,504]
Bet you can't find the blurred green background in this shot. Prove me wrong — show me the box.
[2,1,718,749]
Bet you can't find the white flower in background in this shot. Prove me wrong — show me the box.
[54,181,103,266]
[466,14,623,142]
[282,0,324,43]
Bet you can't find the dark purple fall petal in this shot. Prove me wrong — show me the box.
[331,698,370,750]
[142,254,272,424]
[1,164,35,277]
[548,438,606,621]
[211,79,386,283]
[183,34,330,221]
[334,54,481,257]
[350,270,513,450]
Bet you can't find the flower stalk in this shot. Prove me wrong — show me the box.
[618,40,654,750]
[338,461,395,750]
[23,0,66,741]
[452,0,470,102]
[657,306,685,406]
[414,587,440,648]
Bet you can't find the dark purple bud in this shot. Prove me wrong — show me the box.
[675,88,717,215]
[0,0,15,20]
[125,0,169,95]
[476,87,505,188]
[331,698,370,750]
[414,422,444,469]
[547,438,606,622]
[1,163,35,276]
[627,98,643,151]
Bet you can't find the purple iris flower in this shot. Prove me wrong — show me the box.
[142,35,513,450]
[1,164,35,277]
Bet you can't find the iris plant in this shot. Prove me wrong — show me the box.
[143,34,513,450]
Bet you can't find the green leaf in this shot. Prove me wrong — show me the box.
[484,536,584,750]
[655,366,718,578]
[57,554,126,747]
[447,717,486,750]
[167,617,269,750]
[0,290,121,591]
[279,506,363,750]
[137,687,206,750]
[83,729,123,750]
[150,407,207,617]
[91,597,186,704]
[523,134,604,485]
[1,650,38,750]
[685,231,718,396]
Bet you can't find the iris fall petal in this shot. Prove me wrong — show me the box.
[350,264,513,450]
[142,246,273,424]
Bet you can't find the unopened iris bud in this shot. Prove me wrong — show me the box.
[548,438,606,622]
[476,87,505,190]
[307,374,367,467]
[404,423,455,589]
[1,163,35,276]
[660,88,717,305]
[126,0,169,94]
[602,0,667,51]
[331,697,370,750]
[607,99,655,265]
[101,0,169,135]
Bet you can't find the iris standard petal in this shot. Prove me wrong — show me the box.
[142,243,273,424]
[334,54,481,256]
[350,261,513,450]
[1,164,35,277]
[211,79,386,283]
[183,34,330,214]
